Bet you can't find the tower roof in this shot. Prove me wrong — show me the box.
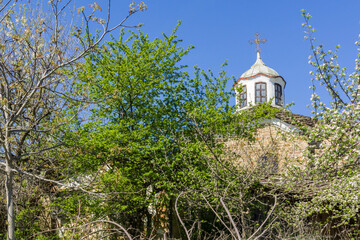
[240,52,280,79]
[233,51,285,88]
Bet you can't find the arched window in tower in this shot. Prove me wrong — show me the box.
[275,83,282,106]
[255,82,267,103]
[240,85,247,108]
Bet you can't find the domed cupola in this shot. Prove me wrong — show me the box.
[234,34,286,109]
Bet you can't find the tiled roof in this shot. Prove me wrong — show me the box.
[275,110,316,127]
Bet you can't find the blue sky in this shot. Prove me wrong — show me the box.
[108,0,360,116]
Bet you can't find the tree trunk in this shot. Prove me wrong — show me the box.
[5,161,15,240]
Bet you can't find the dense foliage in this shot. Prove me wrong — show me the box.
[57,25,280,239]
[0,2,359,239]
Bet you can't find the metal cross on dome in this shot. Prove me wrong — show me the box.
[249,33,267,53]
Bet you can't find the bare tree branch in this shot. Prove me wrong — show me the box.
[220,197,242,240]
[175,191,192,240]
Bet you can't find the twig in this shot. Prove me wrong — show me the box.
[26,220,133,240]
[248,195,277,240]
[220,197,241,240]
[201,194,236,239]
[175,191,191,240]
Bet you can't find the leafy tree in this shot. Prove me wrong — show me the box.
[57,9,360,240]
[59,24,281,239]
[0,1,146,239]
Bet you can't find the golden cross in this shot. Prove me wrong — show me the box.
[249,33,267,53]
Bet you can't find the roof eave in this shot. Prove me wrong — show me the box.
[233,73,286,89]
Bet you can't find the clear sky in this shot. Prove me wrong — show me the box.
[108,0,360,116]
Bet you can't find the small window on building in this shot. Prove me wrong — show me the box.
[255,82,267,103]
[240,85,247,108]
[275,83,282,106]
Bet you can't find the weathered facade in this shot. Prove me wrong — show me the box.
[225,114,314,172]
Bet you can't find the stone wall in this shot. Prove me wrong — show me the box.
[224,124,308,172]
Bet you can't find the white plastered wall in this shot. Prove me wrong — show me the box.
[235,75,285,110]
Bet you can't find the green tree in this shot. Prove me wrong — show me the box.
[60,25,281,239]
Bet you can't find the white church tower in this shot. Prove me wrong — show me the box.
[234,33,286,109]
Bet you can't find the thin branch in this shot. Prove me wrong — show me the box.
[248,195,277,240]
[0,162,143,196]
[175,191,191,240]
[26,220,133,240]
[253,217,278,240]
[201,194,236,239]
[0,0,14,23]
[220,197,242,240]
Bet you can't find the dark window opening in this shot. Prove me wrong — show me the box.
[259,154,278,173]
[240,85,247,108]
[255,83,267,103]
[275,83,282,106]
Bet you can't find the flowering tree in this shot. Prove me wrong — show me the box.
[0,1,145,239]
[278,10,360,238]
